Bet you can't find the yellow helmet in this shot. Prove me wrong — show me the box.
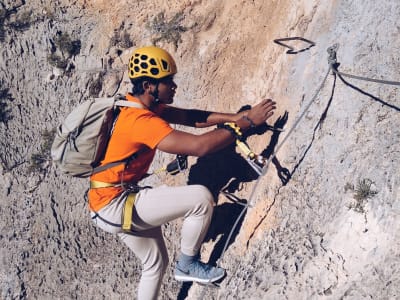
[128,46,177,80]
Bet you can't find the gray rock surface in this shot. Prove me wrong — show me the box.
[0,0,399,299]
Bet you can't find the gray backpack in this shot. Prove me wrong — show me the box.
[51,95,144,178]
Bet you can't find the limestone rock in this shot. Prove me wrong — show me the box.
[0,0,399,299]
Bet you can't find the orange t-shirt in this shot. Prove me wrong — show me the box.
[88,94,174,212]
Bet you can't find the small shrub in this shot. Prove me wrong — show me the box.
[47,32,81,70]
[54,32,81,57]
[110,29,133,49]
[28,153,49,173]
[346,178,378,213]
[148,11,188,49]
[41,129,56,155]
[47,52,68,69]
[28,129,55,173]
[88,72,105,97]
[354,178,378,201]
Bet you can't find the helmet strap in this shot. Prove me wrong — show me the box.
[151,82,160,105]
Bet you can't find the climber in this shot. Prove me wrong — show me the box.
[88,46,276,299]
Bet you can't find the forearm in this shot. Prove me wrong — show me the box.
[161,106,247,128]
[157,117,253,157]
[194,110,247,128]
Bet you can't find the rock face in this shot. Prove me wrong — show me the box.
[1,0,399,299]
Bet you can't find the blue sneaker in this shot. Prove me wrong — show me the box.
[174,260,225,283]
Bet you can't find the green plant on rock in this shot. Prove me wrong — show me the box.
[28,129,55,173]
[110,29,133,49]
[48,32,81,70]
[148,11,188,49]
[54,32,81,57]
[346,178,378,213]
[88,72,105,97]
[47,52,69,69]
[354,178,378,201]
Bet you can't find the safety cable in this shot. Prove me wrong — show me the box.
[197,42,399,297]
[196,59,332,299]
[195,49,334,299]
[217,41,400,269]
[333,69,400,86]
[215,66,332,266]
[326,44,400,87]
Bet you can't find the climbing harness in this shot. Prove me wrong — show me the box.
[122,191,138,232]
[90,179,151,231]
[89,153,187,231]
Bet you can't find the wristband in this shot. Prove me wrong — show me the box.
[242,115,256,128]
[186,109,212,126]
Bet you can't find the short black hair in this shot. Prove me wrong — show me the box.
[130,77,159,95]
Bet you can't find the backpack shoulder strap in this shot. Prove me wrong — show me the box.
[94,95,146,110]
[113,94,146,109]
[114,100,145,109]
[90,95,147,176]
[91,138,149,175]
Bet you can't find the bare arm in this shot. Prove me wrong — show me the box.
[157,99,276,156]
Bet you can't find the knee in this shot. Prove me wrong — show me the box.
[143,249,169,278]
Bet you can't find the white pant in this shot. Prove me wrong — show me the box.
[91,184,214,300]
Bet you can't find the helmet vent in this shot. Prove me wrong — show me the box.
[149,58,157,65]
[161,59,169,71]
[150,68,159,75]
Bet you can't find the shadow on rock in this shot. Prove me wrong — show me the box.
[177,107,290,299]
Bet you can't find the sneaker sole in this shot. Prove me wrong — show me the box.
[174,272,225,284]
